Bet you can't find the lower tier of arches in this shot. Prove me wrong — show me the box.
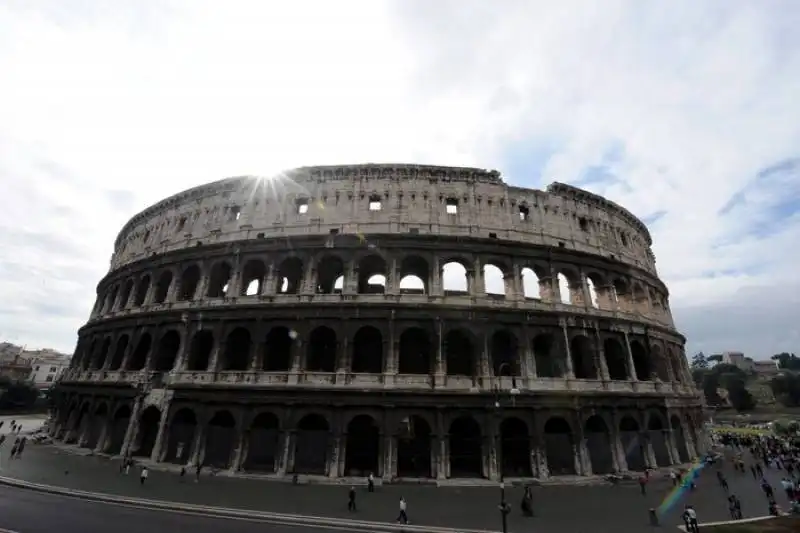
[52,393,704,480]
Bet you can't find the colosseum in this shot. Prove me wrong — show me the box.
[53,164,705,482]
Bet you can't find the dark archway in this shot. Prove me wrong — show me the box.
[316,255,345,294]
[119,279,134,309]
[240,260,267,296]
[263,327,293,371]
[449,416,483,478]
[630,341,651,381]
[134,406,161,457]
[293,414,330,475]
[544,417,576,475]
[276,257,303,294]
[533,334,561,378]
[490,330,519,376]
[127,333,151,371]
[584,416,614,475]
[153,330,181,372]
[445,330,474,377]
[570,335,597,379]
[71,404,90,444]
[357,255,387,294]
[500,417,531,477]
[351,327,383,374]
[187,330,213,371]
[93,338,111,370]
[205,410,237,469]
[107,405,131,455]
[134,275,150,306]
[396,415,432,478]
[398,328,432,374]
[648,415,671,467]
[344,415,380,476]
[153,271,173,304]
[222,327,252,371]
[165,408,196,464]
[178,265,201,301]
[603,338,629,380]
[399,255,429,294]
[619,416,646,471]
[245,412,280,472]
[307,327,337,372]
[84,403,108,449]
[671,415,690,463]
[207,262,232,298]
[109,335,128,370]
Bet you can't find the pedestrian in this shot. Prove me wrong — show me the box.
[180,466,186,482]
[367,472,374,492]
[140,466,148,485]
[348,486,357,512]
[521,485,533,517]
[638,474,648,495]
[750,465,758,479]
[682,505,699,533]
[396,497,409,524]
[733,495,742,520]
[669,469,678,486]
[15,437,25,459]
[124,458,132,475]
[195,463,202,483]
[762,479,775,502]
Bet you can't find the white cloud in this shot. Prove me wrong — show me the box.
[0,0,798,360]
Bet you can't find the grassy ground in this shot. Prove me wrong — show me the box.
[707,516,799,532]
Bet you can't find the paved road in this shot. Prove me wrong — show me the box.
[0,484,348,533]
[0,443,792,532]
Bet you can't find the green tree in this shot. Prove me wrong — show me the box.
[725,377,756,411]
[772,353,800,371]
[770,373,800,407]
[691,352,708,370]
[0,376,40,410]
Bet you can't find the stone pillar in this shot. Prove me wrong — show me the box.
[594,329,610,381]
[335,332,349,385]
[262,264,276,296]
[120,398,143,458]
[251,323,267,371]
[277,430,294,476]
[383,319,398,385]
[382,432,396,480]
[172,331,190,372]
[561,324,575,379]
[150,408,171,463]
[610,411,628,472]
[522,329,536,383]
[434,319,445,387]
[575,420,591,475]
[229,412,247,472]
[435,410,448,479]
[195,275,210,301]
[470,258,484,296]
[94,409,115,454]
[189,421,207,467]
[387,257,400,295]
[430,255,443,296]
[622,331,638,381]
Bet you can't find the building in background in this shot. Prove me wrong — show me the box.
[0,342,70,389]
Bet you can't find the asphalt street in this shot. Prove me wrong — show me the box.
[0,485,356,533]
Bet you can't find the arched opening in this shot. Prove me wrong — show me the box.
[133,406,161,457]
[134,275,150,306]
[671,415,690,463]
[81,339,96,370]
[245,412,280,472]
[316,255,345,294]
[544,417,575,475]
[263,327,293,371]
[585,277,600,307]
[445,330,474,376]
[127,333,151,371]
[603,338,629,380]
[119,279,134,309]
[396,415,432,478]
[533,334,562,378]
[84,403,108,449]
[584,416,614,475]
[630,341,651,381]
[483,263,506,296]
[293,414,330,475]
[619,416,646,471]
[109,335,129,370]
[648,415,671,467]
[556,272,572,303]
[399,256,428,294]
[398,327,431,374]
[490,330,518,376]
[153,330,180,372]
[93,338,111,370]
[449,416,483,478]
[276,257,303,294]
[500,417,531,477]
[351,326,383,374]
[178,265,201,301]
[357,255,387,294]
[344,415,380,476]
[520,267,541,299]
[612,278,630,312]
[240,259,267,296]
[205,411,237,469]
[306,326,337,372]
[186,330,214,371]
[207,262,232,298]
[107,405,131,455]
[153,271,173,304]
[165,408,196,464]
[106,285,119,312]
[631,283,649,313]
[71,404,90,444]
[222,327,252,371]
[570,335,597,379]
[441,261,468,294]
[669,351,685,384]
[651,345,670,381]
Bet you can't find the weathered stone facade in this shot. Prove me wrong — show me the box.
[52,164,704,482]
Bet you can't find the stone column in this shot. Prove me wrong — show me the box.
[277,430,294,476]
[387,257,400,295]
[434,319,445,388]
[189,418,207,467]
[470,258,484,296]
[593,328,610,381]
[120,398,143,458]
[610,410,628,472]
[94,409,115,454]
[430,255,443,296]
[622,331,638,381]
[229,412,247,472]
[522,329,536,384]
[150,408,171,463]
[561,324,575,379]
[261,264,276,296]
[575,418,591,475]
[383,319,398,386]
[436,410,448,479]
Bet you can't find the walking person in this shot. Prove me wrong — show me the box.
[140,466,149,485]
[367,472,375,492]
[396,497,409,524]
[638,474,648,495]
[195,463,203,483]
[14,437,25,459]
[347,486,357,512]
[682,505,699,533]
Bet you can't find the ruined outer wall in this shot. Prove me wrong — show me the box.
[110,164,656,275]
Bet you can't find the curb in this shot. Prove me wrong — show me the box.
[676,513,789,531]
[0,475,498,533]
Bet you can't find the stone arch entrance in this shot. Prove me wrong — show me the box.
[398,328,432,374]
[444,330,474,376]
[570,335,597,379]
[264,327,293,371]
[84,403,108,450]
[603,338,628,380]
[500,417,531,477]
[396,415,432,478]
[107,405,131,455]
[351,327,383,374]
[205,411,237,469]
[584,416,614,475]
[153,330,181,372]
[307,327,337,372]
[246,412,281,472]
[671,415,690,463]
[648,415,672,467]
[544,417,575,476]
[630,341,651,381]
[619,416,646,471]
[344,415,380,476]
[165,408,196,464]
[134,406,161,457]
[449,416,483,478]
[293,414,330,475]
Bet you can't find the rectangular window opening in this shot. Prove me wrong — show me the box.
[446,198,458,215]
[329,228,340,235]
[369,195,382,211]
[519,205,530,221]
[228,206,241,222]
[296,199,309,214]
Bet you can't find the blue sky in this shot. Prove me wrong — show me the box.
[0,0,798,360]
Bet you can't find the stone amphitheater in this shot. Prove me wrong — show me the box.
[52,164,705,482]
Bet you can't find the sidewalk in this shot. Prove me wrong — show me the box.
[0,443,787,533]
